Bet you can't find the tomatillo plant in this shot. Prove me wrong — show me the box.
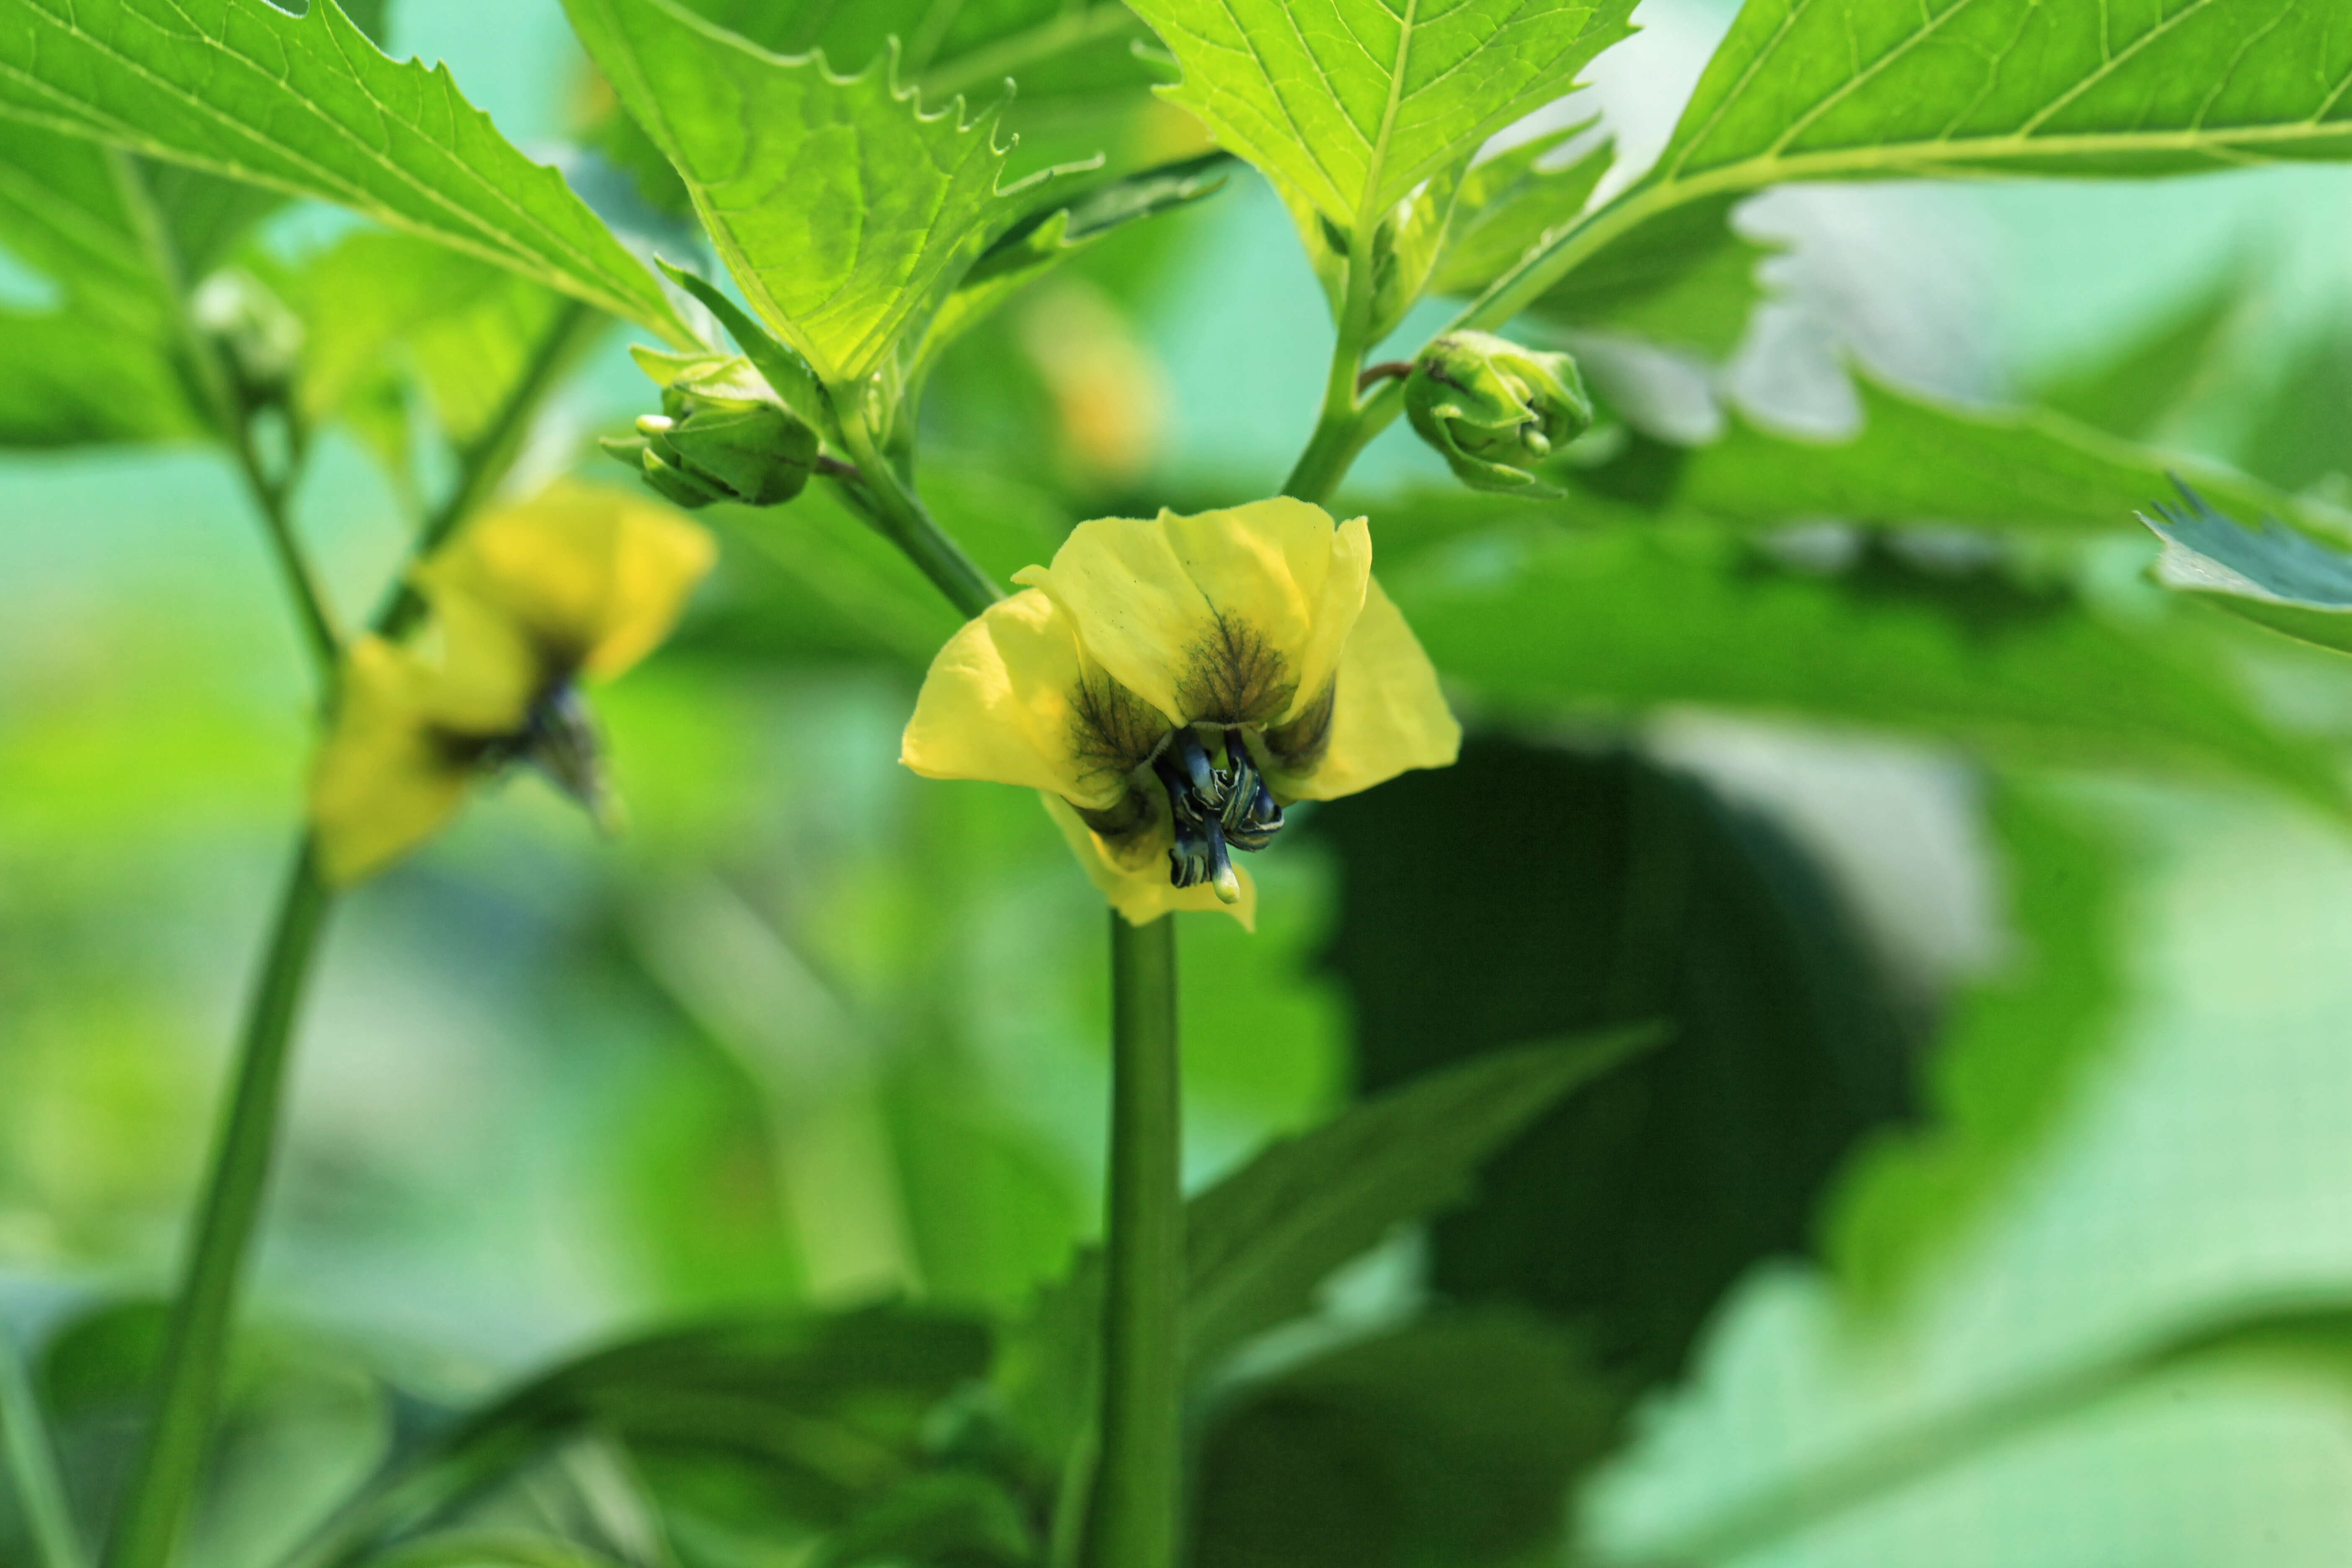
[13,1,2352,1567]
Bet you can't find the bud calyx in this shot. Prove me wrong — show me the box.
[606,350,818,509]
[1405,331,1593,495]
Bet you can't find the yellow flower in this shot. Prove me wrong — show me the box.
[901,498,1460,928]
[310,485,716,886]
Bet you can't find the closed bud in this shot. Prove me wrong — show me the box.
[1404,331,1593,495]
[192,269,302,413]
[604,351,818,508]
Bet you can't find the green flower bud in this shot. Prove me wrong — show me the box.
[191,269,303,413]
[603,351,818,508]
[1404,331,1593,495]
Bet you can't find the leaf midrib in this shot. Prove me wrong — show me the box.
[1352,0,1419,239]
[0,1,664,328]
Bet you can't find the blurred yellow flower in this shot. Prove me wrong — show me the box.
[310,485,716,886]
[902,498,1460,928]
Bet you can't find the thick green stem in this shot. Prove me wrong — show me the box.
[105,842,334,1568]
[834,405,1002,620]
[1088,913,1183,1568]
[1,1318,87,1568]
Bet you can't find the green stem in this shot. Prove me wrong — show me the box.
[1088,913,1183,1568]
[833,405,1002,620]
[104,842,335,1568]
[1,1317,87,1568]
[226,422,342,681]
[370,299,603,642]
[1280,216,1387,506]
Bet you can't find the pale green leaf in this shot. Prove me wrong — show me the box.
[2143,481,2352,655]
[295,230,577,452]
[1125,0,1638,236]
[566,0,1026,384]
[1534,192,1774,356]
[0,120,201,448]
[1824,784,2125,1313]
[0,0,688,342]
[1660,0,2352,188]
[1583,374,2347,541]
[1607,1287,2352,1565]
[1429,123,1609,295]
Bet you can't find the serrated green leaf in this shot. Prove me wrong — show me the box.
[1387,520,2350,816]
[2143,480,2352,655]
[0,0,689,343]
[587,0,1158,215]
[1661,0,2352,187]
[1469,0,2352,356]
[567,0,1028,384]
[1126,0,1637,238]
[1579,374,2347,541]
[996,1031,1656,1452]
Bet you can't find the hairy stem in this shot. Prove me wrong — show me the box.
[1,1318,86,1568]
[105,843,335,1568]
[834,404,1002,620]
[1088,913,1184,1568]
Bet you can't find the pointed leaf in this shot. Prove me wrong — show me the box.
[1124,0,1638,233]
[996,1030,1657,1450]
[2143,481,2352,655]
[913,151,1236,374]
[566,0,1025,383]
[0,0,689,342]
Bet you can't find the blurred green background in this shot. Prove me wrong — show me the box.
[10,1,2352,1564]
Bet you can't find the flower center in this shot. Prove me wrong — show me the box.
[473,681,615,829]
[1151,727,1285,905]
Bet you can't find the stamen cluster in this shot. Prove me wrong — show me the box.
[1151,728,1285,903]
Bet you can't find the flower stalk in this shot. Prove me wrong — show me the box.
[104,841,335,1568]
[1090,912,1184,1568]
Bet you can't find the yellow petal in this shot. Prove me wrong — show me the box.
[309,637,475,886]
[414,585,542,735]
[1042,794,1256,931]
[1021,498,1371,730]
[1273,576,1461,802]
[414,485,716,680]
[901,588,1164,812]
